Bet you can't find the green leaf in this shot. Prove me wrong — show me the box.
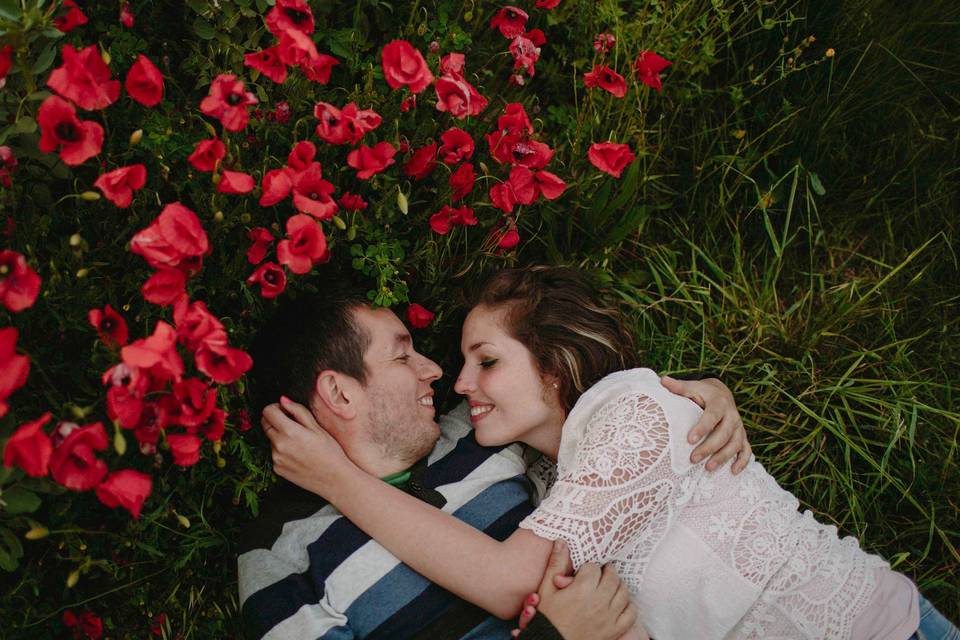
[604,205,649,246]
[809,171,826,196]
[0,466,13,486]
[0,527,23,572]
[0,0,20,21]
[1,488,41,514]
[11,116,37,134]
[193,17,216,40]
[31,43,57,74]
[605,161,642,214]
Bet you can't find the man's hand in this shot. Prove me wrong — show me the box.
[512,540,640,640]
[660,376,751,473]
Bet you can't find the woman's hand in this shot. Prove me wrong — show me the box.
[660,376,752,473]
[261,397,356,497]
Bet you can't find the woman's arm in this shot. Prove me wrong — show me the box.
[264,400,553,619]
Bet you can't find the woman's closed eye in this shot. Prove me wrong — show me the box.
[479,358,498,369]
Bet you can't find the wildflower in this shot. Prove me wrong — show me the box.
[140,268,187,306]
[37,96,104,165]
[587,142,636,177]
[121,321,185,383]
[54,0,88,33]
[584,64,627,98]
[406,303,435,328]
[259,169,293,206]
[194,340,253,384]
[292,165,338,219]
[634,51,672,92]
[130,203,209,273]
[449,162,476,201]
[0,46,13,87]
[429,205,477,235]
[244,47,287,84]
[593,33,616,53]
[404,143,438,180]
[490,7,528,39]
[265,0,314,37]
[347,142,396,179]
[300,53,338,84]
[125,55,164,107]
[273,101,291,124]
[338,192,368,211]
[88,304,130,347]
[246,228,274,264]
[381,40,434,93]
[199,74,258,132]
[3,413,52,477]
[216,170,256,195]
[62,609,103,639]
[435,75,488,119]
[95,469,152,518]
[277,214,327,274]
[246,262,287,299]
[47,44,120,110]
[93,164,147,208]
[0,328,29,418]
[49,422,109,491]
[439,127,474,163]
[120,3,134,27]
[0,250,41,312]
[187,139,226,172]
[509,34,540,77]
[167,434,202,466]
[535,0,561,8]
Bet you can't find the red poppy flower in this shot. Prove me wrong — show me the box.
[194,341,253,384]
[102,363,149,428]
[508,166,538,204]
[129,202,209,271]
[286,140,317,176]
[497,103,534,135]
[0,145,16,187]
[434,75,488,119]
[62,609,103,639]
[54,0,88,33]
[429,205,477,235]
[439,53,465,78]
[535,0,561,8]
[163,379,217,430]
[494,226,520,250]
[534,170,566,200]
[3,412,52,477]
[0,46,13,86]
[0,250,41,312]
[404,143,437,180]
[93,164,146,208]
[236,409,253,433]
[490,6,528,39]
[276,28,321,67]
[173,299,227,353]
[347,142,396,179]
[244,47,287,84]
[259,169,293,206]
[449,162,475,201]
[88,304,129,347]
[188,139,225,173]
[96,469,152,518]
[584,64,627,98]
[634,51,672,92]
[217,170,255,195]
[130,399,168,447]
[400,95,416,112]
[47,44,120,110]
[277,214,327,274]
[200,408,226,441]
[301,53,338,84]
[120,3,134,27]
[489,182,517,214]
[526,29,547,46]
[439,128,474,163]
[313,102,352,145]
[141,268,187,306]
[292,164,337,219]
[265,0,314,36]
[381,40,434,93]
[338,192,367,211]
[488,132,554,169]
[125,55,164,107]
[509,34,540,77]
[167,433,202,466]
[272,101,291,124]
[587,142,636,178]
[49,422,109,491]
[246,262,287,299]
[0,328,29,419]
[593,33,616,53]
[121,321,184,383]
[37,95,104,166]
[246,227,274,264]
[199,74,258,132]
[406,303,435,328]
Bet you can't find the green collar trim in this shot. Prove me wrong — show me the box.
[381,469,412,488]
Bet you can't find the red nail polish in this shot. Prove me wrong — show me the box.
[280,395,290,404]
[525,594,536,606]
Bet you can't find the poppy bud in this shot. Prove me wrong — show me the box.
[129,129,143,145]
[76,268,89,278]
[175,512,191,529]
[417,23,427,36]
[66,569,80,588]
[69,233,82,247]
[213,440,222,455]
[240,212,251,223]
[397,188,409,214]
[25,525,49,540]
[347,225,357,241]
[204,121,218,137]
[114,428,127,455]
[332,215,346,230]
[464,11,472,21]
[212,173,221,186]
[825,48,835,57]
[101,48,111,65]
[213,210,224,223]
[217,457,226,468]
[80,191,101,201]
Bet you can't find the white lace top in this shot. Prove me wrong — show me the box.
[519,368,895,640]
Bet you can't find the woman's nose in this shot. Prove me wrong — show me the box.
[454,365,475,395]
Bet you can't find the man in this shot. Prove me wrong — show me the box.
[239,286,749,639]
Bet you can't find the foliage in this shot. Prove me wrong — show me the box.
[0,0,957,636]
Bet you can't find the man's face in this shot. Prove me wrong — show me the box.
[352,306,443,465]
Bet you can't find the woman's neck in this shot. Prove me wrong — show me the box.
[523,412,565,462]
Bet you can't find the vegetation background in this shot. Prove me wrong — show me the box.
[0,0,957,637]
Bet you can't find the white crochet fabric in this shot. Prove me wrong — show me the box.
[519,368,888,640]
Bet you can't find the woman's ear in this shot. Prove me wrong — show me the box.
[313,370,359,421]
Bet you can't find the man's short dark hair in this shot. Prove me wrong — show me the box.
[248,286,371,417]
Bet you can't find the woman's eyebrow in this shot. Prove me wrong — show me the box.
[467,341,492,352]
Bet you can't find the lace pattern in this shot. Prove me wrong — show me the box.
[519,373,887,639]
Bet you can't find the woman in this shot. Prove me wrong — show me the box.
[264,267,957,639]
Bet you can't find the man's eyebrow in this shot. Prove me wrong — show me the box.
[394,333,412,347]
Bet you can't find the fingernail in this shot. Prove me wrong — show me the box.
[524,606,535,616]
[691,454,701,462]
[525,594,537,606]
[280,395,290,404]
[555,539,566,550]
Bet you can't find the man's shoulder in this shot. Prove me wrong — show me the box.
[236,480,335,556]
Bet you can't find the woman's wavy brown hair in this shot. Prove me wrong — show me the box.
[471,266,639,413]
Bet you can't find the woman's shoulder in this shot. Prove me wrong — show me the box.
[572,368,681,413]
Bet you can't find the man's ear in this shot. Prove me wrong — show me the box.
[313,370,359,421]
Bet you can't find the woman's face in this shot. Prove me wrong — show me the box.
[454,304,565,452]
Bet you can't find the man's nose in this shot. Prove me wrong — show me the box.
[417,354,442,382]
